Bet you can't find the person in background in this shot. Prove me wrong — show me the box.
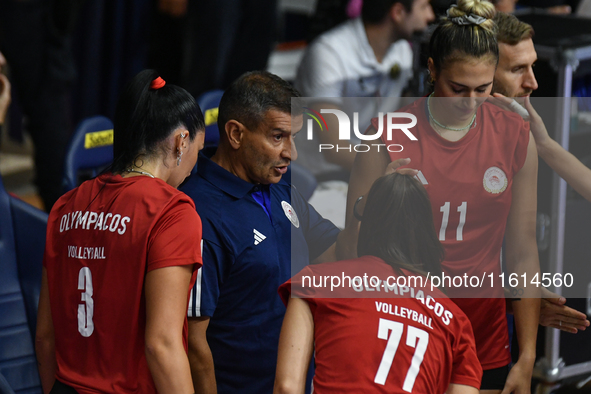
[0,52,10,126]
[295,0,435,173]
[491,0,572,13]
[149,0,277,98]
[0,0,80,211]
[294,0,435,228]
[492,11,590,334]
[36,70,204,393]
[492,12,538,99]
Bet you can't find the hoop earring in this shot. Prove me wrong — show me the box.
[427,69,435,85]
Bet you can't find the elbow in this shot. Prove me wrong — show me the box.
[187,339,213,373]
[145,335,178,364]
[273,379,300,394]
[35,332,54,358]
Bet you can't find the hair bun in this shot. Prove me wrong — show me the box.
[445,0,496,31]
[447,0,496,20]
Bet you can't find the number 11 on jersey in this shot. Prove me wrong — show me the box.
[439,202,467,241]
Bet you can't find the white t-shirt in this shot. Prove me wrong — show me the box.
[295,17,413,176]
[296,18,413,101]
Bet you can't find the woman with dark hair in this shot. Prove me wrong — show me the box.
[346,1,540,393]
[274,173,482,394]
[35,69,205,393]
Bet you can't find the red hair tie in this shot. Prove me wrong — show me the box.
[150,76,166,90]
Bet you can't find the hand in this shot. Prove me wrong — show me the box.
[539,288,589,333]
[501,357,534,394]
[385,158,418,177]
[489,93,552,149]
[0,73,11,124]
[158,0,188,17]
[488,94,530,121]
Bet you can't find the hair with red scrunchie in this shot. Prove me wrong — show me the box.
[150,76,166,90]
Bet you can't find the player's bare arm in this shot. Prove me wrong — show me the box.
[491,94,591,203]
[274,297,314,394]
[145,265,195,393]
[501,134,540,394]
[35,268,57,394]
[188,317,217,394]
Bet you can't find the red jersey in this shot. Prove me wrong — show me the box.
[376,98,529,369]
[44,174,202,393]
[279,256,482,393]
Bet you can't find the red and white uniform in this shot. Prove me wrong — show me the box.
[376,98,529,369]
[279,256,482,393]
[44,174,202,393]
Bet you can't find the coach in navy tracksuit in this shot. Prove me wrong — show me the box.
[181,71,340,393]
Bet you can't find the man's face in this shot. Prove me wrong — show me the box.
[493,38,539,98]
[239,110,302,185]
[398,0,435,39]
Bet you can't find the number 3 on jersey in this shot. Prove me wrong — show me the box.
[439,202,467,241]
[374,318,429,392]
[78,267,94,337]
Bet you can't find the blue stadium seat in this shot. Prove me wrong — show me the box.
[197,89,224,149]
[192,90,224,175]
[0,175,46,394]
[0,371,16,394]
[62,116,114,192]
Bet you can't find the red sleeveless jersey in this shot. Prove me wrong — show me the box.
[375,98,529,369]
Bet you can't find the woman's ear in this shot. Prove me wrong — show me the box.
[173,128,189,166]
[173,128,188,153]
[427,58,437,83]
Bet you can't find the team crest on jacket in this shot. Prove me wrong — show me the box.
[281,201,300,228]
[483,167,508,194]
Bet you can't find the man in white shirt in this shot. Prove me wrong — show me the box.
[295,0,434,173]
[293,0,433,228]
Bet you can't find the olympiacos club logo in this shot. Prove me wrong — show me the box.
[483,167,507,194]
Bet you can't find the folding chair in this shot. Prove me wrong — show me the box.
[197,89,224,149]
[0,174,46,394]
[62,116,114,192]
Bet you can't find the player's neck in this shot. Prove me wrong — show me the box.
[211,148,251,184]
